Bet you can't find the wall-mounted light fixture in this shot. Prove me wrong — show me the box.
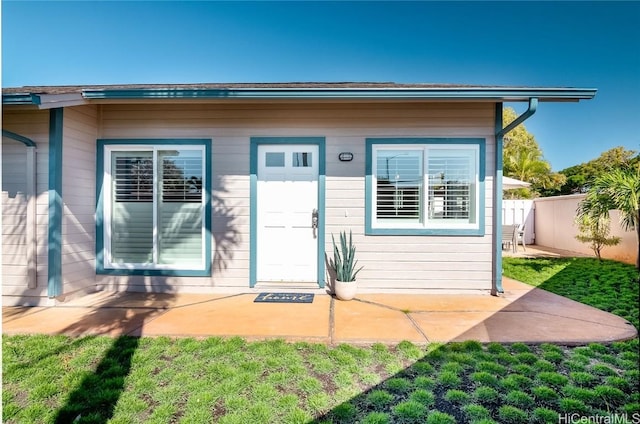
[338,152,354,162]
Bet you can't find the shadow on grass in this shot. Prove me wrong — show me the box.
[53,336,140,423]
[312,257,639,423]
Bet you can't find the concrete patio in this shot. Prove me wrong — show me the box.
[3,277,636,345]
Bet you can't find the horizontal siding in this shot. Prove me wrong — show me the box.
[2,110,49,302]
[98,101,495,292]
[61,105,98,293]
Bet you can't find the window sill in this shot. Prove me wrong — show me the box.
[366,227,485,236]
[97,268,211,277]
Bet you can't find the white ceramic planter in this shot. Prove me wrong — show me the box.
[334,280,357,301]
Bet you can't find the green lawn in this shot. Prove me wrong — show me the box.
[3,257,639,424]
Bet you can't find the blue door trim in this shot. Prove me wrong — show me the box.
[249,137,326,288]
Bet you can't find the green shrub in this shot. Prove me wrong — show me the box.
[623,403,640,414]
[414,376,435,390]
[565,360,588,372]
[331,402,357,422]
[412,361,434,375]
[511,364,534,378]
[398,341,423,360]
[495,352,519,365]
[366,390,395,408]
[533,359,557,372]
[605,376,631,392]
[559,398,590,414]
[570,371,597,387]
[510,343,531,354]
[486,342,508,354]
[437,371,461,389]
[475,361,506,375]
[591,364,618,377]
[448,352,475,366]
[462,404,490,422]
[592,385,626,407]
[587,343,608,354]
[540,343,564,354]
[504,390,534,409]
[543,350,565,364]
[474,387,500,405]
[440,361,464,374]
[470,371,499,387]
[444,389,470,404]
[501,374,532,391]
[362,412,390,424]
[460,340,483,352]
[532,385,559,404]
[515,352,538,365]
[409,389,435,407]
[531,407,558,423]
[385,377,412,393]
[537,371,569,387]
[563,385,596,404]
[392,400,426,422]
[426,411,456,424]
[497,405,528,424]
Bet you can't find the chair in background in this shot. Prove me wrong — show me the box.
[501,224,517,253]
[516,224,527,252]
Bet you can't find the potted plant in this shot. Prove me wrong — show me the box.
[329,230,363,300]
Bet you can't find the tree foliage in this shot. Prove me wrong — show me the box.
[575,214,621,260]
[555,146,639,195]
[502,107,565,198]
[576,164,640,270]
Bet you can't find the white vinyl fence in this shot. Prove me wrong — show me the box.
[502,199,535,245]
[533,194,637,265]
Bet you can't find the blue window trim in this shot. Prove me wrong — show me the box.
[249,137,326,288]
[365,138,485,236]
[96,138,212,277]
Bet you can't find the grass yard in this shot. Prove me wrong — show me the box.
[3,257,639,424]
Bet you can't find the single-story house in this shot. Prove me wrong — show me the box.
[2,83,596,306]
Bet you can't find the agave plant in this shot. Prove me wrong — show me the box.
[330,230,363,282]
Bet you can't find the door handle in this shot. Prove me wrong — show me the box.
[312,208,319,238]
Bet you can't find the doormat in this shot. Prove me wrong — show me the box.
[254,293,314,303]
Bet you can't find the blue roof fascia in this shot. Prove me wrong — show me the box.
[2,93,41,105]
[81,87,597,101]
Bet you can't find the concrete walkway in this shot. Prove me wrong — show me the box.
[2,278,636,345]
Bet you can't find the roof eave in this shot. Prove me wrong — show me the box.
[80,87,597,102]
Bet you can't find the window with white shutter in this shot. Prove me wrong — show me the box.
[98,140,210,275]
[367,139,484,235]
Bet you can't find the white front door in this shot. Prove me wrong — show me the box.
[257,145,319,282]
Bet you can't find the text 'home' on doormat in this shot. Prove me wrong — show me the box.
[254,293,314,303]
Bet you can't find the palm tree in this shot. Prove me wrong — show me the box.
[577,164,640,270]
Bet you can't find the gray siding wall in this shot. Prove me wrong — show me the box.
[60,106,98,296]
[2,110,50,305]
[97,102,495,293]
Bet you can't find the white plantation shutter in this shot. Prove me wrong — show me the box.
[158,150,203,266]
[107,147,205,269]
[371,144,479,230]
[111,152,154,264]
[427,149,476,224]
[375,150,423,222]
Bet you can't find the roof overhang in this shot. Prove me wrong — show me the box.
[2,83,597,109]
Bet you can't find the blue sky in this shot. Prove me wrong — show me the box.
[2,1,639,171]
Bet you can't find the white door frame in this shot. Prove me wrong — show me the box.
[249,137,326,288]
